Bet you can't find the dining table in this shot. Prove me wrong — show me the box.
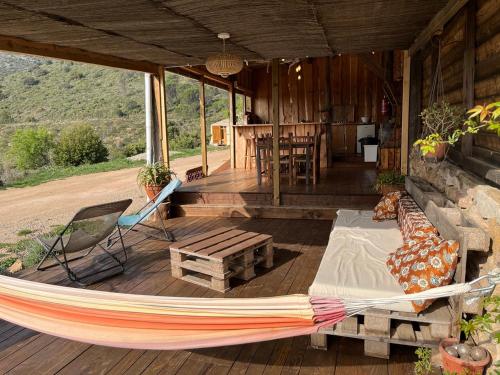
[255,138,315,185]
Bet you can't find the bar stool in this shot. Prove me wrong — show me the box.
[244,135,256,169]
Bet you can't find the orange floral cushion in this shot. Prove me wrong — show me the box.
[386,236,459,313]
[398,196,438,243]
[373,191,404,221]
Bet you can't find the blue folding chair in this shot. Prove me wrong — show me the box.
[111,179,182,245]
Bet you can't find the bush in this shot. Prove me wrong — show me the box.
[9,127,54,170]
[123,142,146,157]
[23,77,40,87]
[0,110,14,124]
[170,131,201,150]
[54,124,108,166]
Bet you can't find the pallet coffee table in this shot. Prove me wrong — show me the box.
[169,227,274,292]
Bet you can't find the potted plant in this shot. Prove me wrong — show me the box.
[438,296,498,375]
[414,102,500,161]
[374,170,406,195]
[137,162,174,201]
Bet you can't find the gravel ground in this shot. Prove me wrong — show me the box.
[0,149,229,243]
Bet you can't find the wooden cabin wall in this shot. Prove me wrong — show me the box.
[421,0,500,153]
[251,55,386,126]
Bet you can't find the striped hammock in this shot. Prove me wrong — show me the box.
[0,273,496,350]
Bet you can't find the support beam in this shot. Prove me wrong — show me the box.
[144,73,154,165]
[0,34,159,73]
[229,82,237,168]
[152,66,169,167]
[199,79,208,176]
[461,0,476,156]
[409,50,423,149]
[401,51,411,176]
[272,58,280,206]
[409,0,469,56]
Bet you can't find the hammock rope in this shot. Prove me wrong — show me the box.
[0,272,497,350]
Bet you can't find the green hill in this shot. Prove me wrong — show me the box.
[0,53,232,156]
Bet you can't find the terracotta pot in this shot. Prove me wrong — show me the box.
[144,184,166,201]
[423,142,447,161]
[439,338,490,375]
[380,184,405,195]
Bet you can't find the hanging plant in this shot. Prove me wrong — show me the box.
[414,102,500,159]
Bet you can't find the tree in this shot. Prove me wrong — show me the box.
[9,127,54,170]
[54,124,108,166]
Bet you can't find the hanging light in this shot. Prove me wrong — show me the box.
[206,33,244,78]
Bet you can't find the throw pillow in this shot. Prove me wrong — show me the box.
[373,191,404,221]
[386,236,459,313]
[398,196,438,243]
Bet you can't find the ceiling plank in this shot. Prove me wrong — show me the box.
[409,0,469,55]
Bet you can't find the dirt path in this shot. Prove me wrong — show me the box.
[0,149,229,243]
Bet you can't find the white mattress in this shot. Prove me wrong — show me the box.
[309,209,415,313]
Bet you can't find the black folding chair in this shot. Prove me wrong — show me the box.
[36,199,132,286]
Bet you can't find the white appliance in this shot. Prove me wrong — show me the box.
[364,145,378,162]
[356,124,376,153]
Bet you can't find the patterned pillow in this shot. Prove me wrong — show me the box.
[386,236,459,313]
[373,191,404,221]
[398,196,438,243]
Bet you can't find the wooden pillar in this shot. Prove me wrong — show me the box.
[461,0,476,156]
[409,51,423,151]
[229,82,237,168]
[199,78,208,176]
[401,51,411,175]
[324,57,333,167]
[152,66,169,167]
[272,58,280,206]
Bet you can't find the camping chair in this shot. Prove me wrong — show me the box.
[112,179,182,244]
[36,199,132,286]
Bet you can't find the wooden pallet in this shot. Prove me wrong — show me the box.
[169,227,273,292]
[311,300,454,359]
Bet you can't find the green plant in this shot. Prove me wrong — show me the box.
[137,162,174,187]
[54,124,108,166]
[414,347,433,375]
[374,170,405,193]
[415,102,500,154]
[460,296,500,343]
[9,127,54,170]
[17,228,33,236]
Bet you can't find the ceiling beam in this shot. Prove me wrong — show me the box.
[409,0,469,56]
[0,34,160,73]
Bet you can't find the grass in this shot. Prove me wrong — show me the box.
[17,228,33,236]
[3,145,228,189]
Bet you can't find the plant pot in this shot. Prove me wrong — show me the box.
[439,339,491,375]
[380,183,405,195]
[144,184,166,201]
[423,143,447,161]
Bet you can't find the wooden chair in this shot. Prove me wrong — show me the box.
[292,133,319,185]
[244,135,256,170]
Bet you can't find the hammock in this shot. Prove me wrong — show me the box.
[0,273,497,350]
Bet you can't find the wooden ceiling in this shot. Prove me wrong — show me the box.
[0,0,449,70]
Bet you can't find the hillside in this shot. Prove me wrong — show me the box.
[0,53,233,155]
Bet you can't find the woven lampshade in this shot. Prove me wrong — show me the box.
[206,52,243,78]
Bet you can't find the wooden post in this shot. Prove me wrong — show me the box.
[152,66,169,167]
[272,58,280,206]
[461,0,476,156]
[409,51,423,152]
[199,78,208,176]
[401,51,411,176]
[229,82,237,168]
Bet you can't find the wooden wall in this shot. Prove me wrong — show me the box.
[251,55,387,126]
[421,0,500,153]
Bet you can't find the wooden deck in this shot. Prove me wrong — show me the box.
[172,162,381,219]
[0,217,415,374]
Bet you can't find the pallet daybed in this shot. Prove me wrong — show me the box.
[309,176,490,358]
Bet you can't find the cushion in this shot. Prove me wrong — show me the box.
[386,236,459,313]
[398,196,438,243]
[373,191,404,221]
[309,209,415,313]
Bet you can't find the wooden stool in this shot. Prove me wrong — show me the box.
[244,136,256,169]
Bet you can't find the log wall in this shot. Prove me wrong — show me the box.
[421,0,500,153]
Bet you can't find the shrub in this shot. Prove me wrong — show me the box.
[9,127,54,170]
[54,124,108,166]
[123,142,146,157]
[0,110,14,124]
[23,77,40,87]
